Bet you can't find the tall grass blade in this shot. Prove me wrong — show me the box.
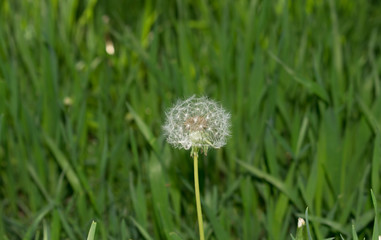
[44,135,83,194]
[23,203,55,240]
[204,205,229,240]
[127,103,158,152]
[372,135,380,197]
[237,160,302,208]
[86,221,97,240]
[305,208,312,240]
[371,190,379,240]
[169,232,185,240]
[352,223,359,240]
[130,217,154,240]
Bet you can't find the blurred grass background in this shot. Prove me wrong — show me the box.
[1,0,381,239]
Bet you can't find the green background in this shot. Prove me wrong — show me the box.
[1,0,381,239]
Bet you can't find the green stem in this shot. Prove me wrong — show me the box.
[193,151,205,240]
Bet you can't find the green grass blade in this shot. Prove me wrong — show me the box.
[372,135,380,197]
[27,163,52,202]
[371,189,379,240]
[127,103,158,152]
[120,219,130,240]
[168,232,185,240]
[204,205,229,240]
[237,160,302,208]
[130,217,154,240]
[305,208,312,240]
[44,135,83,194]
[0,114,3,139]
[50,210,61,240]
[298,214,348,236]
[148,154,174,238]
[268,51,329,102]
[358,97,381,134]
[352,223,359,240]
[42,220,48,240]
[23,203,55,240]
[86,221,97,240]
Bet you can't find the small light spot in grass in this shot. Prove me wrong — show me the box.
[298,218,305,228]
[105,40,115,55]
[63,97,73,106]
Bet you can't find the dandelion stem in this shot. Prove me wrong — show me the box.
[193,150,205,240]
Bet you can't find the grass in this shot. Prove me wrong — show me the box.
[1,0,381,239]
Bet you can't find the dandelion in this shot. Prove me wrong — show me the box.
[163,95,231,240]
[163,95,231,155]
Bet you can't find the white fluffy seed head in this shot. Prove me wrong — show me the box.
[163,95,231,151]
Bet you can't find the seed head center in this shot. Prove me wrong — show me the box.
[184,116,208,132]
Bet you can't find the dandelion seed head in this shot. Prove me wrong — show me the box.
[163,95,231,151]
